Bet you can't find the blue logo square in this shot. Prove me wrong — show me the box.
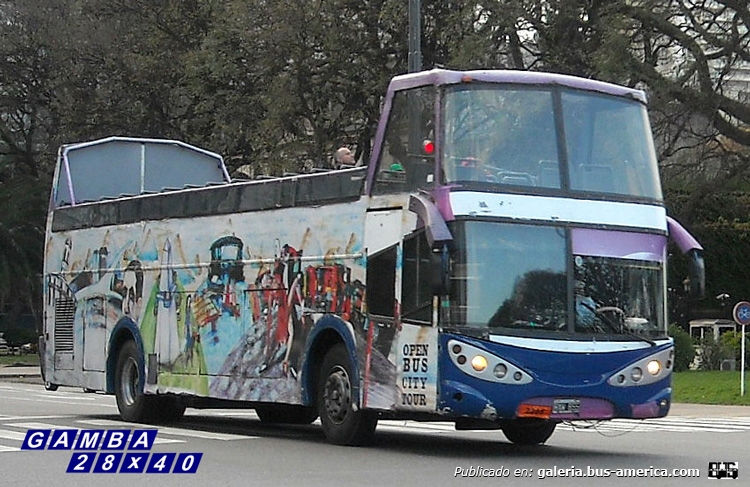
[128,429,158,450]
[120,453,150,473]
[146,452,176,473]
[66,452,96,473]
[93,452,123,473]
[48,429,78,450]
[100,430,131,450]
[21,429,50,450]
[173,453,203,473]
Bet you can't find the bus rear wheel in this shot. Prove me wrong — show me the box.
[317,344,377,445]
[501,419,556,445]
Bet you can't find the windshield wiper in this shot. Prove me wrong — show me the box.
[580,302,656,346]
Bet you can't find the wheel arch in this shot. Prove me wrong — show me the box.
[106,317,144,394]
[301,315,359,406]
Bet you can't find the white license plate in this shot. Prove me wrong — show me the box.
[553,398,580,414]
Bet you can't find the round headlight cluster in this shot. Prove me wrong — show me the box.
[646,360,661,375]
[493,363,508,379]
[471,355,488,372]
[631,367,643,382]
[447,339,532,384]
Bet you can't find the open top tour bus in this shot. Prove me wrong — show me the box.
[41,69,704,446]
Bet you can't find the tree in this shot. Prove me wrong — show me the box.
[668,323,696,371]
[1,0,749,321]
[0,176,45,325]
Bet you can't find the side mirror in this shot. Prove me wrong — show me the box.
[667,217,705,300]
[686,249,705,300]
[428,245,451,296]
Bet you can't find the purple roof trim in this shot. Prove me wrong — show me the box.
[572,228,666,262]
[432,185,455,221]
[387,69,647,104]
[667,216,703,253]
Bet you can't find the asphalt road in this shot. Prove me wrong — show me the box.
[1,376,749,486]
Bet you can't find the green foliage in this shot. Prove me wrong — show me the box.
[721,331,750,369]
[668,324,695,372]
[0,176,46,316]
[672,371,750,406]
[696,337,732,371]
[1,0,750,321]
[664,214,750,316]
[0,328,38,347]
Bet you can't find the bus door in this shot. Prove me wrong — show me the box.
[362,212,439,413]
[396,230,439,412]
[362,208,402,411]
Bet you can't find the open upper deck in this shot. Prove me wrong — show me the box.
[49,69,664,233]
[49,137,365,232]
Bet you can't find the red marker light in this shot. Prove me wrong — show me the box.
[423,140,435,155]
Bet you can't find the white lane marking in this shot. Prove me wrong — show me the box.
[78,419,255,441]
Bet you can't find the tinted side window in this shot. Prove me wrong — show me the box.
[401,231,433,324]
[373,87,435,195]
[366,245,397,316]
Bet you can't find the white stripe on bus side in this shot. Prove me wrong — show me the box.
[449,192,667,232]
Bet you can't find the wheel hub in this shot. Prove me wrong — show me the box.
[121,357,139,407]
[323,365,351,425]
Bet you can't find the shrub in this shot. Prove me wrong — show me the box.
[668,324,695,372]
[721,331,750,370]
[0,328,38,347]
[696,337,732,370]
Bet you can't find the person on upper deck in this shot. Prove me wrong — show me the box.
[333,146,359,169]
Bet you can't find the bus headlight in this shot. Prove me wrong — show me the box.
[493,363,508,379]
[631,367,643,382]
[608,346,673,387]
[646,360,661,375]
[471,355,488,372]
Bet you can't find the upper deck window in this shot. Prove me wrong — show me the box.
[441,85,662,201]
[562,91,661,199]
[443,87,560,189]
[53,138,229,207]
[372,87,436,195]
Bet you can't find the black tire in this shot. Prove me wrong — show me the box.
[317,344,377,446]
[114,340,186,423]
[255,404,318,424]
[114,340,153,423]
[41,360,57,391]
[501,419,556,445]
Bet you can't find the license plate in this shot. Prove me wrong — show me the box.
[553,398,580,414]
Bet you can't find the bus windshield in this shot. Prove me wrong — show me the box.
[448,221,666,340]
[442,85,662,200]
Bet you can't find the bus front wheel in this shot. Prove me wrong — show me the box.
[115,341,152,423]
[114,340,186,423]
[501,419,556,445]
[317,344,377,445]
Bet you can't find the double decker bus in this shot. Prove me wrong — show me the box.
[41,69,704,446]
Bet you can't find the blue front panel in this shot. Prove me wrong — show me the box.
[438,333,672,420]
